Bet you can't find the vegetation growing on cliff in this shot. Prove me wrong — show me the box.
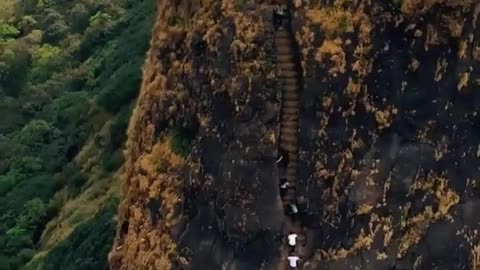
[0,0,155,269]
[297,0,479,268]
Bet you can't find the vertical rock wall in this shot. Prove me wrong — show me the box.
[294,1,480,269]
[109,1,287,269]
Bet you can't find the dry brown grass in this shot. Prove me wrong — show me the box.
[400,0,474,15]
[396,174,459,258]
[110,1,271,269]
[306,9,355,37]
[374,106,398,130]
[458,72,471,91]
[109,0,191,268]
[315,38,346,76]
[473,244,480,270]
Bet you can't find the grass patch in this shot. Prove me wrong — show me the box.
[38,197,118,270]
[169,129,194,158]
[234,0,248,12]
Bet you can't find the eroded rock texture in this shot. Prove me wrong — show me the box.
[109,1,285,269]
[110,0,480,269]
[295,0,480,269]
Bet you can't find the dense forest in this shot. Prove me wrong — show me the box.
[0,0,155,269]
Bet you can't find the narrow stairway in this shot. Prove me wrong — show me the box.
[273,10,307,270]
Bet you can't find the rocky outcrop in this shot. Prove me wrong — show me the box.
[293,0,480,269]
[110,0,480,269]
[108,0,285,269]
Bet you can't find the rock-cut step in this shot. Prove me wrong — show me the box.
[283,100,299,108]
[280,70,297,78]
[276,45,293,54]
[278,62,296,70]
[275,37,291,46]
[280,126,297,135]
[280,142,296,152]
[281,133,298,144]
[273,10,306,269]
[275,31,290,38]
[283,94,299,102]
[282,107,299,114]
[282,121,298,128]
[277,54,295,63]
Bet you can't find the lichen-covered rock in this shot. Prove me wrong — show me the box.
[294,0,480,269]
[109,1,283,269]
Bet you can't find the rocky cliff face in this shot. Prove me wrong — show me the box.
[295,0,480,269]
[108,0,284,269]
[110,0,480,269]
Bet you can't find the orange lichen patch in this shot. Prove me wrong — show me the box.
[303,2,372,80]
[322,96,334,112]
[425,24,441,51]
[473,46,480,60]
[203,23,223,52]
[383,221,394,248]
[316,214,393,261]
[315,38,346,76]
[346,77,362,98]
[409,57,420,71]
[458,72,471,91]
[306,9,355,37]
[296,26,314,76]
[444,16,464,37]
[352,57,371,78]
[322,148,356,218]
[111,134,189,269]
[350,130,365,151]
[315,228,374,260]
[397,174,459,258]
[415,120,435,143]
[221,0,264,63]
[400,0,474,15]
[459,40,468,59]
[296,26,315,48]
[473,244,480,270]
[434,58,448,82]
[356,203,374,215]
[375,106,398,130]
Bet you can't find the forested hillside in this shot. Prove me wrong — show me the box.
[0,0,154,269]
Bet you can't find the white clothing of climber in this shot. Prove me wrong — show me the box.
[289,203,298,214]
[287,256,300,268]
[288,233,298,246]
[276,5,284,16]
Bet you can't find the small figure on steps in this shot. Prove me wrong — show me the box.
[273,4,288,31]
[287,232,298,253]
[287,255,300,269]
[288,232,298,246]
[280,178,289,189]
[288,203,298,215]
[297,195,308,213]
[279,178,288,198]
[277,5,285,16]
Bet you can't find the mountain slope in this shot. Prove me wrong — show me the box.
[0,0,155,269]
